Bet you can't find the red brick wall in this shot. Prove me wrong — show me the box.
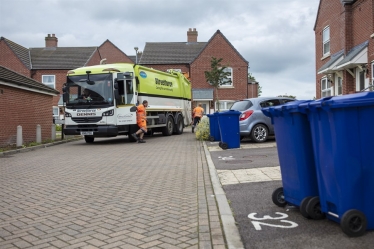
[0,85,54,147]
[31,70,65,106]
[0,40,30,77]
[97,41,133,64]
[315,0,373,98]
[86,49,102,66]
[191,33,249,102]
[142,33,249,104]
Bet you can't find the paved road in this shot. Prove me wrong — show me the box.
[0,130,230,249]
[206,140,374,249]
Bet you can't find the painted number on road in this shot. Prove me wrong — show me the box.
[248,212,298,230]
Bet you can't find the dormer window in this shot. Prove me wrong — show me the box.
[323,26,330,56]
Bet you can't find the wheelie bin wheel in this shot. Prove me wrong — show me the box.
[219,141,222,147]
[209,136,215,142]
[272,187,287,207]
[306,196,325,220]
[220,142,228,150]
[299,196,313,219]
[341,209,367,237]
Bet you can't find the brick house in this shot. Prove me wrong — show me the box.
[139,28,252,114]
[0,66,60,147]
[314,0,374,98]
[0,34,133,118]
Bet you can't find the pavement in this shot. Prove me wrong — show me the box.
[0,127,276,249]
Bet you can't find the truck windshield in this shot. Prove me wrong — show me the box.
[65,73,114,108]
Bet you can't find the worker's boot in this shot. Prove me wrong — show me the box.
[192,126,194,133]
[138,139,146,143]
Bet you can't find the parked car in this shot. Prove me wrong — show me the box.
[230,97,296,142]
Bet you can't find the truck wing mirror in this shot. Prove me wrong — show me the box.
[114,89,120,102]
[62,92,69,103]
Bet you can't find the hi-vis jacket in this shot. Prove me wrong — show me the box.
[137,104,147,128]
[193,106,204,118]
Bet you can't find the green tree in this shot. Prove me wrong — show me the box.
[258,84,262,97]
[204,57,232,112]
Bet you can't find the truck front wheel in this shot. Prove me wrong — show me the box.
[162,116,174,136]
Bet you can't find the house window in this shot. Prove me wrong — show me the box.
[336,76,342,95]
[323,26,330,56]
[220,67,233,87]
[42,75,56,89]
[216,100,235,111]
[53,106,59,120]
[321,77,332,97]
[358,70,365,91]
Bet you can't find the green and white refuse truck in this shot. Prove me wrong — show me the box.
[62,63,192,143]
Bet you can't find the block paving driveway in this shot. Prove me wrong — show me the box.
[0,132,225,249]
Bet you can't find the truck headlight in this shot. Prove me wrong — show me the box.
[102,109,114,116]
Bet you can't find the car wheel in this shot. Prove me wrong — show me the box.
[341,209,367,237]
[250,124,268,143]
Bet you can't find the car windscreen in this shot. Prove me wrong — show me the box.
[230,100,253,111]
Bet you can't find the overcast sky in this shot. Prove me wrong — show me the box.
[0,0,320,99]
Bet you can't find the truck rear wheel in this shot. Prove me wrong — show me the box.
[162,116,174,136]
[174,116,184,135]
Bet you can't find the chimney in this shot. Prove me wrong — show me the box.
[187,28,198,43]
[45,34,58,47]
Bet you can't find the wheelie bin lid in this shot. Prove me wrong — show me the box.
[262,100,313,117]
[217,110,241,116]
[300,92,374,111]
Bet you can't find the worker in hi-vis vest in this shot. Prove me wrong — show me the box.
[192,103,204,133]
[131,100,148,143]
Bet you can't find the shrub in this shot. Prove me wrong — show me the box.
[195,117,210,141]
[55,124,62,131]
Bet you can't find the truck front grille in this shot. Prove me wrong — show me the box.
[72,117,102,123]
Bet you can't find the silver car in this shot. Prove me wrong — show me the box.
[230,97,296,142]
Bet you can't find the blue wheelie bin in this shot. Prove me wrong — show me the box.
[299,92,374,237]
[262,100,322,219]
[207,112,221,142]
[217,110,241,149]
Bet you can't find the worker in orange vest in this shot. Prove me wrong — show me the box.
[131,100,148,143]
[192,103,204,133]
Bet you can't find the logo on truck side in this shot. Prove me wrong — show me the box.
[139,71,147,78]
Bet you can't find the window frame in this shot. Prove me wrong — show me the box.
[335,75,342,95]
[355,67,367,91]
[216,100,236,111]
[321,77,332,97]
[219,67,233,87]
[322,26,330,56]
[42,75,56,89]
